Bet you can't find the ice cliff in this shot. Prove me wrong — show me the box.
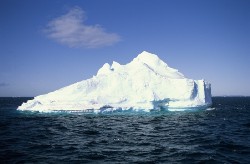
[18,51,212,112]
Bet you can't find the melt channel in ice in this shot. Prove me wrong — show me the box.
[18,51,212,113]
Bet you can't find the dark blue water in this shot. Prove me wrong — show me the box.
[1,97,250,163]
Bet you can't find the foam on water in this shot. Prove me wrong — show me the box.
[19,106,211,115]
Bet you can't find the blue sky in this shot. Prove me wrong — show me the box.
[1,0,250,97]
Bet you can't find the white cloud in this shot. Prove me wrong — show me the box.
[45,7,121,48]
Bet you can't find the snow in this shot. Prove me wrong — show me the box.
[17,51,212,112]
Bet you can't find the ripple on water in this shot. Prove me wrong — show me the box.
[0,97,250,163]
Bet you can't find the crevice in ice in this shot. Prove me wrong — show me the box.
[142,63,164,78]
[152,98,170,110]
[190,81,198,100]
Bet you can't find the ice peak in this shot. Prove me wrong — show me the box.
[132,51,166,69]
[131,51,185,79]
[134,51,168,67]
[97,63,112,76]
[136,51,159,61]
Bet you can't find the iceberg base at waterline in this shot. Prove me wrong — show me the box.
[17,51,212,113]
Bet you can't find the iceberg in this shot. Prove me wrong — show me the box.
[17,51,212,112]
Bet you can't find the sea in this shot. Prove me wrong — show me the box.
[0,97,250,163]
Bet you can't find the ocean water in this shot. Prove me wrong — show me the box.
[0,97,250,163]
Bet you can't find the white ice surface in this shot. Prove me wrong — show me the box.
[18,51,212,112]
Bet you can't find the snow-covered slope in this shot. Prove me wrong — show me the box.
[18,51,212,112]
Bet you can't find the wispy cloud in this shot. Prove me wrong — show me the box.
[0,82,9,87]
[45,7,121,48]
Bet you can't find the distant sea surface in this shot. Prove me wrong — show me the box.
[0,97,250,163]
